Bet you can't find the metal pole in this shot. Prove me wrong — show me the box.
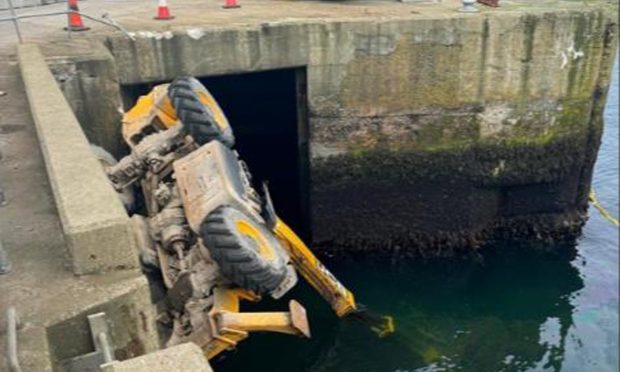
[101,13,135,41]
[7,0,23,43]
[98,332,114,363]
[66,0,72,39]
[6,307,22,372]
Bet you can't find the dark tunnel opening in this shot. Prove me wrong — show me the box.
[121,68,311,240]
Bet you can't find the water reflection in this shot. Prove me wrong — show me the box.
[214,245,584,372]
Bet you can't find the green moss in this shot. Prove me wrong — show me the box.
[340,97,591,159]
[557,99,593,130]
[343,114,482,155]
[418,115,481,149]
[310,133,589,253]
[506,107,587,146]
[313,128,587,193]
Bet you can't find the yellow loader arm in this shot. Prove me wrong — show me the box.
[202,288,311,359]
[273,218,394,337]
[273,218,357,318]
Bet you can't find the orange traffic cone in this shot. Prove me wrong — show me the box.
[64,0,89,31]
[223,0,240,9]
[154,0,174,20]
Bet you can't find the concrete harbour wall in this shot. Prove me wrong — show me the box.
[19,43,139,274]
[56,4,618,256]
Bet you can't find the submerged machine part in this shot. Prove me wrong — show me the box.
[101,75,392,361]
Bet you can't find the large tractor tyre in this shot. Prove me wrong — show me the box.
[201,206,288,294]
[168,76,235,148]
[90,145,136,214]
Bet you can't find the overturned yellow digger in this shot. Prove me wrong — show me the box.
[93,76,392,361]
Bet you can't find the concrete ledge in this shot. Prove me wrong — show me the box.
[48,39,126,158]
[18,43,139,275]
[14,326,53,372]
[49,275,159,366]
[101,343,213,372]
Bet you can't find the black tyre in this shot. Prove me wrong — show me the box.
[168,76,235,147]
[201,206,288,294]
[90,145,135,213]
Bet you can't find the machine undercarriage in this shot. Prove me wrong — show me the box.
[92,76,390,360]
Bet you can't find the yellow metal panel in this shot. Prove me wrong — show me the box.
[273,218,357,318]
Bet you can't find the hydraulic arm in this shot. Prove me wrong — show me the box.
[273,218,394,337]
[274,218,357,317]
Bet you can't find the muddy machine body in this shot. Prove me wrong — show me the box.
[97,77,376,360]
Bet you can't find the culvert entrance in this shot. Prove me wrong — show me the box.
[121,68,310,239]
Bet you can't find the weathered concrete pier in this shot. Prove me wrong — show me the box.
[45,0,618,256]
[0,0,617,370]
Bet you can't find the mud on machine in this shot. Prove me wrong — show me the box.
[92,76,394,359]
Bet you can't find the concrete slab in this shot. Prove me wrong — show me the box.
[0,0,615,51]
[101,343,213,372]
[0,52,158,372]
[0,0,64,11]
[17,43,139,275]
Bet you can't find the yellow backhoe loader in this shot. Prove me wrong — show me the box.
[93,76,392,361]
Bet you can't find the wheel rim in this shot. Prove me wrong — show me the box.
[236,219,277,263]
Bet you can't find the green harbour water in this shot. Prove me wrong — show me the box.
[214,56,619,372]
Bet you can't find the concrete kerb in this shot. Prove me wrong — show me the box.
[18,43,139,275]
